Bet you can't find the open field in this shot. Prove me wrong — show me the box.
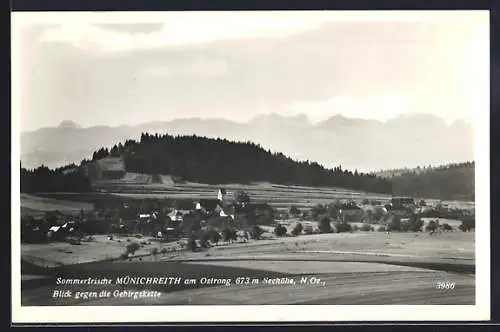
[21,234,171,268]
[29,183,474,213]
[21,261,474,305]
[21,231,475,268]
[19,180,475,306]
[21,231,475,305]
[91,176,474,208]
[20,194,94,214]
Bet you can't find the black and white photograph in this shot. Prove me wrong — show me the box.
[11,10,490,323]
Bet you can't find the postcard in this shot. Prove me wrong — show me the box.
[11,10,490,323]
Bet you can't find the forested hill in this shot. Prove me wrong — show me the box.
[92,133,393,194]
[389,162,475,201]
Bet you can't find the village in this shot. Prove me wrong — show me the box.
[21,184,476,263]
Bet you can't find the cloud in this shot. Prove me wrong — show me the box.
[140,58,228,77]
[36,12,339,53]
[33,11,486,53]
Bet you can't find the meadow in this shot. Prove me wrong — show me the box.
[21,231,475,306]
[19,178,476,305]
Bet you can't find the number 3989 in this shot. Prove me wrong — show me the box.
[435,281,456,290]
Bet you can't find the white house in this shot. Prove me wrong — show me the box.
[217,188,227,201]
[168,210,184,222]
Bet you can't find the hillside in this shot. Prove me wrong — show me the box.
[389,162,475,201]
[88,133,393,194]
[20,113,474,172]
[20,133,474,201]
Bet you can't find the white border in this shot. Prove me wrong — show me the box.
[11,10,490,323]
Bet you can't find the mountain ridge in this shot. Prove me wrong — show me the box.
[20,112,474,172]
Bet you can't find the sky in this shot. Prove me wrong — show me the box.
[12,11,489,132]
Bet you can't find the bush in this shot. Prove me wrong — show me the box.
[187,236,198,252]
[222,228,233,242]
[461,217,475,231]
[289,205,301,217]
[291,223,303,236]
[400,221,411,232]
[274,224,287,237]
[425,220,438,232]
[119,252,128,260]
[334,222,352,233]
[442,223,453,231]
[317,216,333,233]
[311,204,328,221]
[387,216,402,232]
[207,229,222,245]
[160,248,168,254]
[351,224,359,232]
[408,215,424,232]
[360,223,372,232]
[125,242,140,255]
[250,225,264,240]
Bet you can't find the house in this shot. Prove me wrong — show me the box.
[216,204,235,220]
[217,188,234,202]
[168,210,185,222]
[197,199,222,212]
[338,201,364,222]
[95,156,126,180]
[390,197,416,209]
[217,188,226,201]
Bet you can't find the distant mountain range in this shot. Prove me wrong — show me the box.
[20,113,474,172]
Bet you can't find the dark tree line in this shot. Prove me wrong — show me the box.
[21,165,92,193]
[390,162,474,201]
[91,133,393,194]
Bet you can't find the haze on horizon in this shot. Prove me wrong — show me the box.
[13,11,488,133]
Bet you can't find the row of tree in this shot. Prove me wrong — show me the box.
[21,133,474,201]
[20,165,92,193]
[390,162,475,201]
[90,133,393,194]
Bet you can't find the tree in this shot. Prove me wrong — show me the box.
[126,242,140,255]
[460,217,475,231]
[250,225,264,240]
[318,216,333,233]
[187,235,198,251]
[289,205,301,217]
[360,223,372,232]
[311,204,327,221]
[207,229,221,245]
[291,223,303,236]
[408,214,424,232]
[425,220,438,232]
[222,228,234,243]
[334,221,352,233]
[201,231,212,248]
[274,224,287,237]
[233,190,250,207]
[388,216,402,232]
[231,229,238,242]
[442,223,453,232]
